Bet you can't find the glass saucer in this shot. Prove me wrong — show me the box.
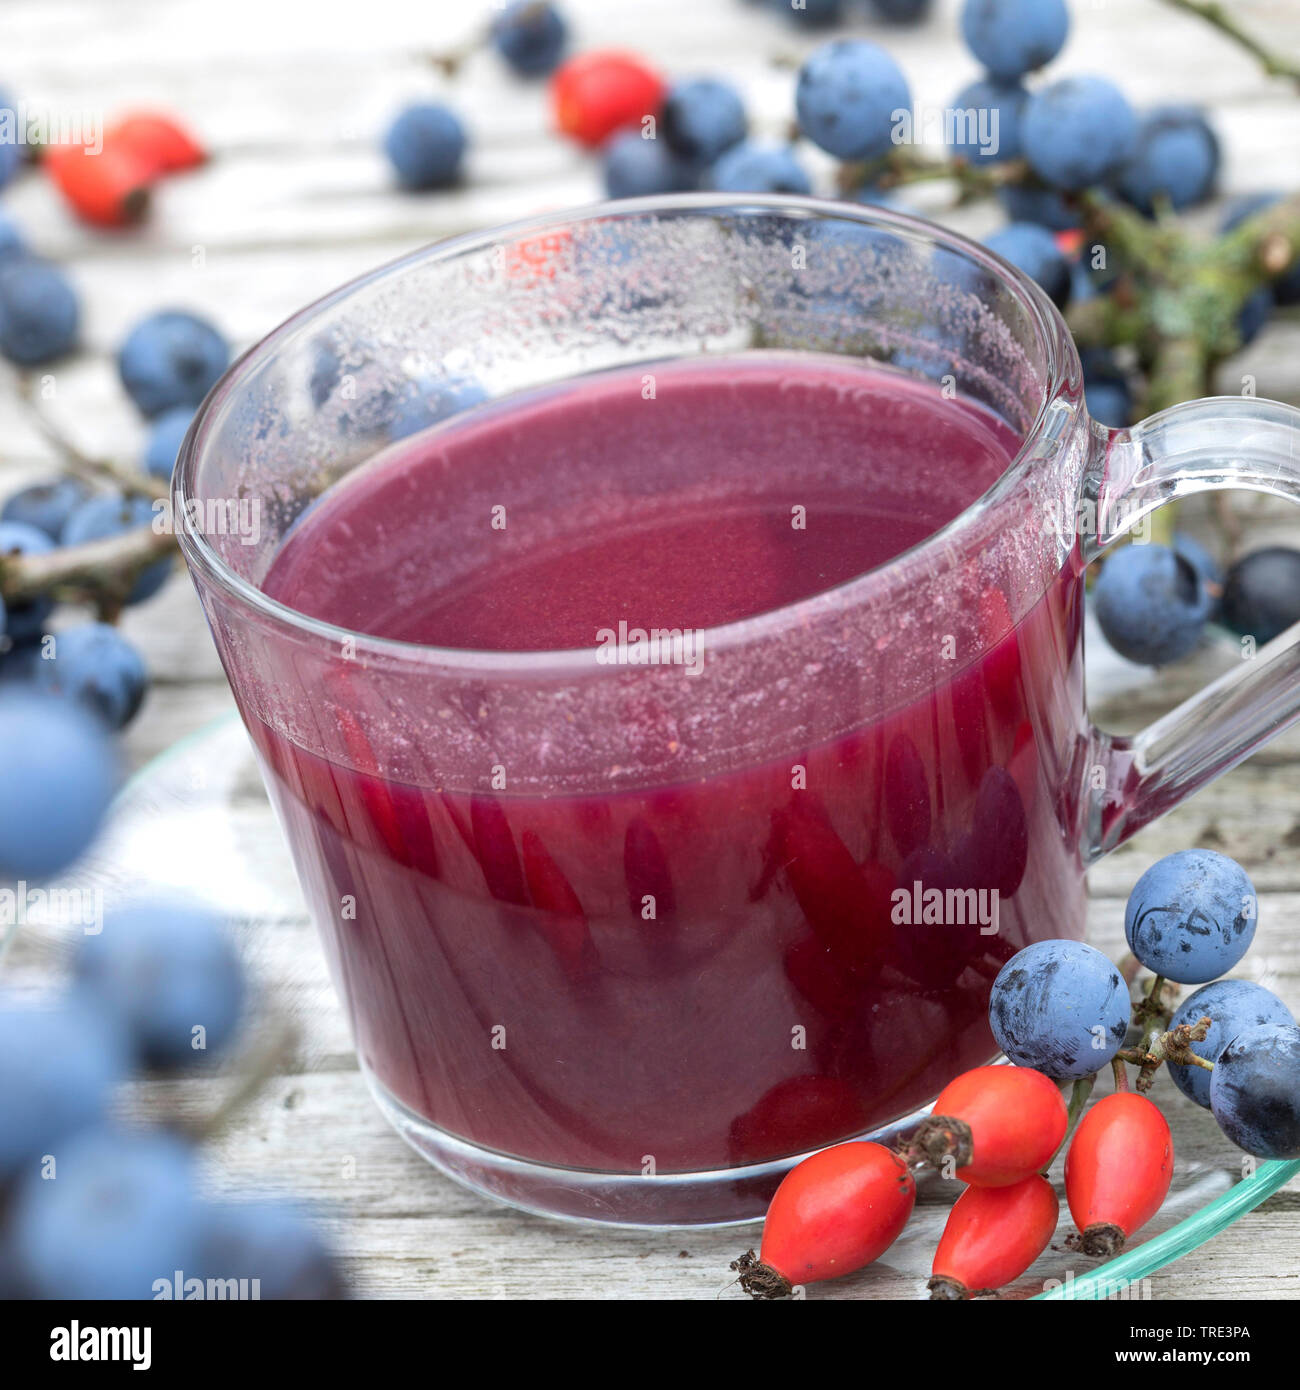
[57,713,1300,1299]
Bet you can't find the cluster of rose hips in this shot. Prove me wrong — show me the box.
[732,1061,1171,1300]
[733,847,1298,1300]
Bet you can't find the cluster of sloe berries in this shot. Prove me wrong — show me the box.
[0,901,342,1298]
[0,294,231,878]
[991,847,1299,1162]
[0,96,349,1297]
[1093,534,1300,670]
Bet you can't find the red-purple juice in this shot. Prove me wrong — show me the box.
[257,355,1085,1173]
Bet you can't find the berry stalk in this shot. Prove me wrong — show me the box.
[17,372,159,499]
[0,525,175,617]
[1041,1074,1096,1173]
[1160,0,1300,89]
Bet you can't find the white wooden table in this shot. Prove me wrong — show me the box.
[4,0,1300,1298]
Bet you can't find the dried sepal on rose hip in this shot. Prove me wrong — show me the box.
[902,1065,1068,1186]
[731,1141,915,1299]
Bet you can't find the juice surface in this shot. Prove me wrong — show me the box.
[266,355,1013,647]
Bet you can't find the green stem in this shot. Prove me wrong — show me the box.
[837,150,1023,203]
[1043,1074,1095,1173]
[1142,338,1211,416]
[1160,0,1300,88]
[1075,189,1169,276]
[1065,293,1146,352]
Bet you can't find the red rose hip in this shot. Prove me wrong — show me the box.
[1065,1092,1173,1256]
[732,1141,915,1298]
[929,1172,1060,1299]
[550,51,665,148]
[904,1065,1067,1186]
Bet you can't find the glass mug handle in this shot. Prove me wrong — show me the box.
[1080,395,1300,860]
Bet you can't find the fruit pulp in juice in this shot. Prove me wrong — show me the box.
[257,354,1086,1173]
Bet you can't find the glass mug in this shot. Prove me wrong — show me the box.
[176,196,1300,1226]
